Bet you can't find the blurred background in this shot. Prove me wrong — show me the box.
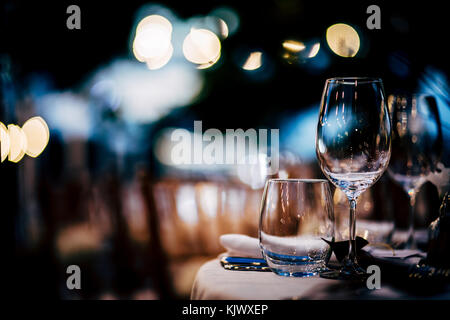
[1,0,448,299]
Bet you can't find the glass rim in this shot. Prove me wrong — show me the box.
[267,178,329,184]
[326,77,382,84]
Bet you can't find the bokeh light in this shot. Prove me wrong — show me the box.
[0,118,49,163]
[183,28,221,68]
[326,23,360,57]
[7,124,27,163]
[0,122,10,162]
[90,60,203,124]
[282,40,305,53]
[196,51,221,69]
[308,42,321,58]
[136,14,172,35]
[282,40,320,64]
[146,43,174,70]
[133,14,173,69]
[21,116,50,158]
[36,92,93,139]
[188,15,229,39]
[216,18,229,39]
[242,51,262,70]
[210,6,239,36]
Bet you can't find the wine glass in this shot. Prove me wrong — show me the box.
[387,94,442,248]
[316,77,391,278]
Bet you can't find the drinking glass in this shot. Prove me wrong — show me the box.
[387,94,442,248]
[316,77,391,278]
[259,179,334,277]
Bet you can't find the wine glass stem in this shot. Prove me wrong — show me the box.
[406,189,417,249]
[348,199,357,263]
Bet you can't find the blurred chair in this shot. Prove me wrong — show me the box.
[147,176,263,298]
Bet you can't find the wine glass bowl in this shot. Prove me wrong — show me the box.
[388,94,442,188]
[316,77,392,277]
[316,78,391,198]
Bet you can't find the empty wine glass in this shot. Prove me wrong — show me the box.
[316,77,391,278]
[387,94,443,248]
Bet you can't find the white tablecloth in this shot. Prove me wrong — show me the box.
[190,258,412,300]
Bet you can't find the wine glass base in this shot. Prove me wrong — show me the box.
[320,269,368,281]
[320,262,368,281]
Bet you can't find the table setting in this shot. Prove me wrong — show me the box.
[191,78,450,300]
[2,1,449,306]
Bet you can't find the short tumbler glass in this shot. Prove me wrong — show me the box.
[259,179,335,277]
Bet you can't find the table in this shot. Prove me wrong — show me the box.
[190,258,420,300]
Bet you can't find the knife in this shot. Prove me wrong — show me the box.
[220,256,271,271]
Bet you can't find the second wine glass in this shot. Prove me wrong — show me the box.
[316,77,392,278]
[388,94,443,248]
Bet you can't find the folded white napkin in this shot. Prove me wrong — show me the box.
[219,233,330,259]
[219,234,263,259]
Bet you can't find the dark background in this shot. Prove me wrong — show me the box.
[2,0,448,129]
